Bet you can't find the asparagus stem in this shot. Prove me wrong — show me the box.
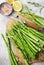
[24,5,44,27]
[1,34,19,65]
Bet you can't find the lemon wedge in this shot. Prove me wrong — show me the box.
[13,1,22,12]
[6,0,15,4]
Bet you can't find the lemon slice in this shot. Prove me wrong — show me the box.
[13,1,22,12]
[6,0,15,4]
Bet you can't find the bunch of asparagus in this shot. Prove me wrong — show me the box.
[2,19,43,65]
[18,5,44,28]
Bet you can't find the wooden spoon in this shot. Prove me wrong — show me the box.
[17,14,42,31]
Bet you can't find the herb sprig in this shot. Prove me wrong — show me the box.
[28,1,44,13]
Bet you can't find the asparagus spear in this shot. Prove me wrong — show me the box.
[23,5,44,27]
[1,34,19,65]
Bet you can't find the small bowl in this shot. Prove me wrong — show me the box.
[0,2,13,16]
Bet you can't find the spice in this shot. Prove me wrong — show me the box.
[0,2,13,16]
